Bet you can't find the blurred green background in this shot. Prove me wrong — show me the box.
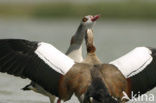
[0,0,156,20]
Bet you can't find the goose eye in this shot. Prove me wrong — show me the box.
[82,18,88,22]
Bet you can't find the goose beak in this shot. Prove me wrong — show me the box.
[91,15,100,22]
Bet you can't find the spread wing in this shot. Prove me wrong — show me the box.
[129,47,156,95]
[0,39,38,77]
[0,39,71,96]
[110,47,156,96]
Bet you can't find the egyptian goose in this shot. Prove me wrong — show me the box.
[22,15,100,103]
[0,32,149,103]
[59,30,128,103]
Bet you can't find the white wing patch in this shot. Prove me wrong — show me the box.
[110,47,153,78]
[35,42,75,75]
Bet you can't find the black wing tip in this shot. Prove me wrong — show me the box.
[0,38,39,51]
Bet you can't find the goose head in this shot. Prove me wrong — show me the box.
[71,15,100,45]
[81,15,100,29]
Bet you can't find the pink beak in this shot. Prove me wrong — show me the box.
[91,15,100,22]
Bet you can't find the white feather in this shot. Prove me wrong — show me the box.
[35,42,75,75]
[110,47,153,78]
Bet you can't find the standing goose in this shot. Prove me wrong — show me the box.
[22,15,100,103]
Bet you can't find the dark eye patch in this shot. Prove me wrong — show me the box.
[82,18,88,22]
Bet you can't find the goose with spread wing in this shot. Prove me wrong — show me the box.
[0,29,127,103]
[81,29,156,103]
[21,15,99,103]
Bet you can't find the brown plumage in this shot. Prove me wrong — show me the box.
[58,63,92,101]
[98,64,128,102]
